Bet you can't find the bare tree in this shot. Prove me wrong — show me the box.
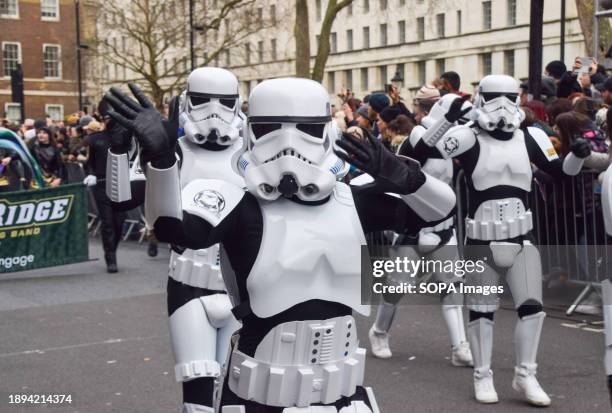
[91,0,277,108]
[294,0,353,81]
[574,0,612,57]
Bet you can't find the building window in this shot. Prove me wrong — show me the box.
[437,13,445,38]
[5,103,20,122]
[378,65,387,88]
[45,104,63,121]
[258,40,263,63]
[43,44,61,78]
[361,67,368,91]
[457,10,462,34]
[270,4,276,24]
[245,43,250,65]
[257,7,263,29]
[436,58,445,76]
[363,0,369,13]
[379,0,387,10]
[0,0,19,18]
[417,17,425,41]
[507,0,516,26]
[331,32,337,53]
[347,29,353,51]
[345,69,353,90]
[225,49,231,66]
[2,42,20,77]
[379,23,387,46]
[400,0,405,5]
[316,0,322,21]
[328,71,335,92]
[481,52,492,76]
[363,26,370,49]
[504,49,515,76]
[41,0,59,20]
[398,20,406,43]
[271,38,277,60]
[483,1,492,30]
[417,61,426,86]
[395,63,405,85]
[348,3,353,16]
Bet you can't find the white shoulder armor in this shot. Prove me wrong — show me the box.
[435,125,476,159]
[409,125,426,148]
[182,179,245,227]
[527,127,558,161]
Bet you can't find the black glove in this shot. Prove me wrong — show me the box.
[335,129,425,194]
[105,103,133,154]
[104,84,179,168]
[608,375,612,406]
[569,137,591,158]
[444,96,471,123]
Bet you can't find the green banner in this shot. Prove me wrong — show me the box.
[0,184,89,273]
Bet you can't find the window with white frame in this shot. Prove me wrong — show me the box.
[5,103,21,123]
[482,1,492,30]
[43,44,61,78]
[347,29,353,51]
[507,0,516,26]
[41,0,59,20]
[0,0,19,18]
[2,42,20,77]
[45,104,63,121]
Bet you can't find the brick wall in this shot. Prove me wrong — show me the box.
[0,0,80,120]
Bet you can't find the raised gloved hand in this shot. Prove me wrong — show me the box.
[83,175,97,187]
[444,96,471,123]
[570,137,591,158]
[335,129,425,194]
[103,84,179,169]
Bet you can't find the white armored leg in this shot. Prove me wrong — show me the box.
[467,318,498,404]
[369,302,396,359]
[441,304,472,367]
[603,279,612,401]
[170,298,220,383]
[512,311,551,407]
[505,242,543,310]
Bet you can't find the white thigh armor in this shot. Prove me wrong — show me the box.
[227,316,366,408]
[247,182,370,318]
[170,247,226,291]
[603,280,612,375]
[466,198,533,241]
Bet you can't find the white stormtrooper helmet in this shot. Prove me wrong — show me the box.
[234,77,346,202]
[421,93,473,128]
[179,67,244,145]
[472,74,524,133]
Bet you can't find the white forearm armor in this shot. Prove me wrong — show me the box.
[562,153,586,176]
[400,173,456,221]
[105,151,132,202]
[144,162,182,225]
[421,117,455,147]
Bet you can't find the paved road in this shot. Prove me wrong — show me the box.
[0,239,607,412]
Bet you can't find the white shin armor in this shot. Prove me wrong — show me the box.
[227,316,366,408]
[105,151,131,203]
[514,312,545,373]
[468,318,494,376]
[442,305,468,348]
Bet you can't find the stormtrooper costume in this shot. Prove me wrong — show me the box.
[364,94,473,366]
[601,164,612,402]
[421,75,591,406]
[105,77,456,412]
[104,67,245,413]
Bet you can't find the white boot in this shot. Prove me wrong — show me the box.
[368,325,392,359]
[442,304,473,366]
[602,280,612,401]
[468,317,498,403]
[512,311,551,407]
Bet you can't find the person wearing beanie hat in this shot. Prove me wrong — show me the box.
[355,105,374,130]
[368,92,390,115]
[603,77,612,105]
[414,84,441,102]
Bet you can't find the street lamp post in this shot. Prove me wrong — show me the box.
[528,0,544,101]
[76,0,83,110]
[189,0,195,70]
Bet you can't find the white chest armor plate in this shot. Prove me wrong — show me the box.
[169,138,244,290]
[247,182,370,318]
[422,158,453,185]
[178,138,244,188]
[472,130,532,192]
